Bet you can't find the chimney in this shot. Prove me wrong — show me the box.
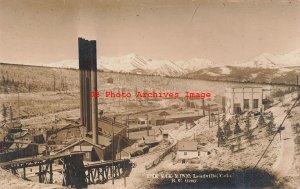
[78,38,98,144]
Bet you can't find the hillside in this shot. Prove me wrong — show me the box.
[185,49,300,84]
[186,66,300,85]
[185,66,300,85]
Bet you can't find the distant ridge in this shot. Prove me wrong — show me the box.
[46,53,214,76]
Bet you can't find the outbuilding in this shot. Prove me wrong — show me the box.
[177,141,198,162]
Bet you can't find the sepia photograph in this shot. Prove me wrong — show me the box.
[0,0,300,188]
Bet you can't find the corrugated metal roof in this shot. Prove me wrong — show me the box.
[177,141,197,151]
[73,145,93,152]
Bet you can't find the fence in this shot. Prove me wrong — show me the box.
[145,141,177,170]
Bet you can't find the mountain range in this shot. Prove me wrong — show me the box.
[46,53,215,76]
[45,49,300,84]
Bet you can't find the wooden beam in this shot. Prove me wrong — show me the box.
[49,162,53,184]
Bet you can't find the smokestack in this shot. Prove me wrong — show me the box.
[78,38,98,144]
[90,40,98,145]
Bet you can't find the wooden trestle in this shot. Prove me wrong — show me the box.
[0,153,133,187]
[84,159,133,184]
[0,152,87,188]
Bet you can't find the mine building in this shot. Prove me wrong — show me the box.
[19,132,45,144]
[0,142,38,162]
[177,141,198,162]
[159,128,169,139]
[55,137,108,162]
[52,38,129,162]
[198,147,210,157]
[225,86,271,114]
[46,124,82,145]
[124,117,137,125]
[54,116,128,162]
[0,133,7,152]
[176,141,211,163]
[149,116,165,126]
[137,117,147,125]
[149,110,202,126]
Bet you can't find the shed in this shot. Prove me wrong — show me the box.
[177,141,198,161]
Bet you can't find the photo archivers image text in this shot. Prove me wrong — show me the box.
[90,90,212,98]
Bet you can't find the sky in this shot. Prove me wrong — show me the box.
[0,0,300,65]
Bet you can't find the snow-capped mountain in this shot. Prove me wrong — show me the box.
[239,49,300,69]
[176,58,215,72]
[46,49,300,80]
[46,53,214,76]
[280,49,300,67]
[186,49,300,84]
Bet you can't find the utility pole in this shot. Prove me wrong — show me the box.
[111,116,115,185]
[218,108,220,127]
[9,105,13,123]
[202,99,205,116]
[127,114,130,139]
[53,74,56,92]
[111,132,114,185]
[146,114,149,136]
[17,89,20,119]
[117,132,121,160]
[208,104,211,128]
[118,87,120,106]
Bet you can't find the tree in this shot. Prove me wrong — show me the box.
[236,136,242,151]
[223,120,232,139]
[295,135,300,148]
[257,113,266,128]
[266,112,275,137]
[234,116,242,135]
[2,76,5,85]
[247,129,254,144]
[244,112,254,144]
[216,126,225,147]
[9,105,13,123]
[293,123,300,134]
[2,103,7,121]
[244,112,251,132]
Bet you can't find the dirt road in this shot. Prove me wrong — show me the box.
[272,95,296,178]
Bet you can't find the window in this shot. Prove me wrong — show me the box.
[184,152,187,155]
[244,99,249,109]
[253,99,259,108]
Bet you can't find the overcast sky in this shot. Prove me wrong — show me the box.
[0,0,300,65]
